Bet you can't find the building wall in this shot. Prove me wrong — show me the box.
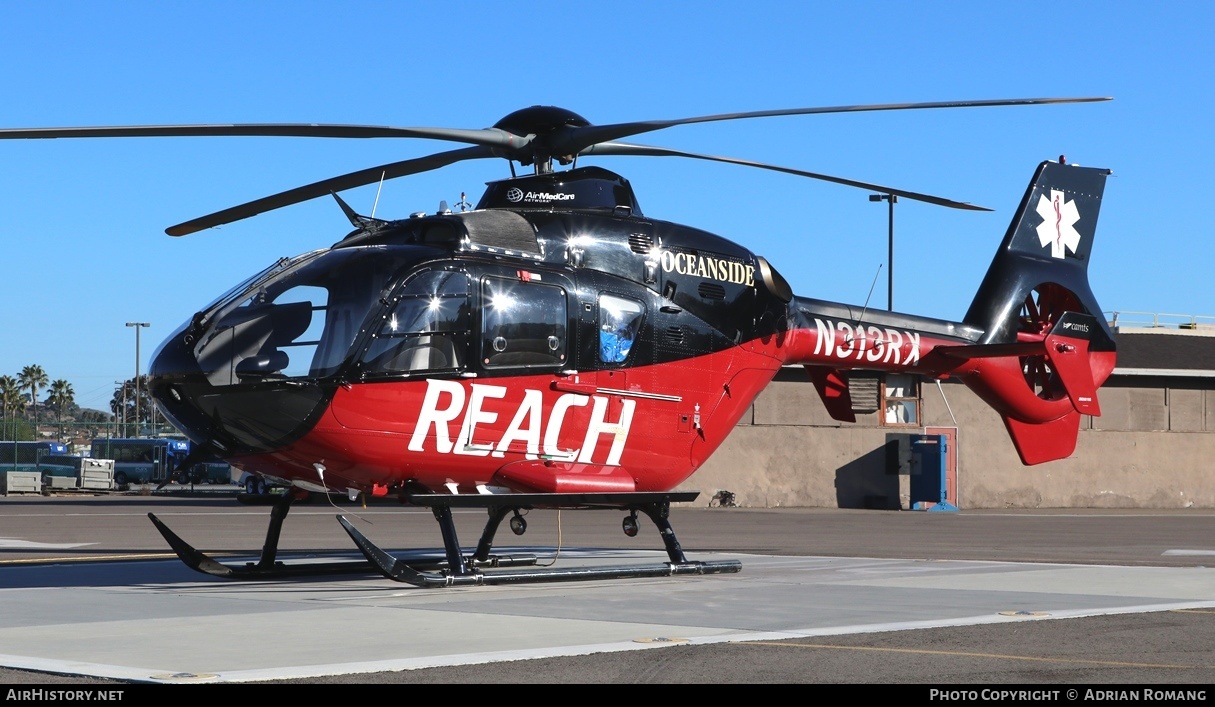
[679,374,1215,509]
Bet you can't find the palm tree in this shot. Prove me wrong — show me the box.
[19,365,49,437]
[0,375,21,440]
[47,379,75,442]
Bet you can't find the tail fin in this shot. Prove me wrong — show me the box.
[965,159,1114,345]
[952,160,1117,464]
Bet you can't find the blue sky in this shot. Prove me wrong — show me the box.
[1,1,1211,412]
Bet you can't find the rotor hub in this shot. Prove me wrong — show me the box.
[493,106,591,169]
[492,106,590,137]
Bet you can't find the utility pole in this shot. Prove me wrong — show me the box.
[125,323,150,436]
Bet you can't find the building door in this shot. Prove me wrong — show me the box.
[924,426,958,507]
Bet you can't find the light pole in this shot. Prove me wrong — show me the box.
[869,193,897,311]
[125,322,150,437]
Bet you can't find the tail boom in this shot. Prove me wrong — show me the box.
[776,160,1115,465]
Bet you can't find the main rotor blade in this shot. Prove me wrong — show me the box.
[166,145,497,236]
[555,97,1112,156]
[581,142,992,211]
[0,124,529,150]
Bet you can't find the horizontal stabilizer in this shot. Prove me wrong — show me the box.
[804,366,855,422]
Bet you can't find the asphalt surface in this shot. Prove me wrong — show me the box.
[1,490,1214,686]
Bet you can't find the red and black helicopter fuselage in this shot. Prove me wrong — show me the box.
[148,160,1115,498]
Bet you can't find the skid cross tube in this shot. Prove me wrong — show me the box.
[472,505,514,563]
[338,491,742,587]
[434,505,475,577]
[639,503,690,564]
[255,487,299,569]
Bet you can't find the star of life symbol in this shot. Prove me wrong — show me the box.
[1034,189,1081,259]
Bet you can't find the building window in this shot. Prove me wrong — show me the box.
[882,374,921,426]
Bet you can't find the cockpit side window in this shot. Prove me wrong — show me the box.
[598,294,643,364]
[360,269,471,376]
[480,276,567,369]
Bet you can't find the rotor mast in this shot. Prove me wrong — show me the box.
[491,105,590,175]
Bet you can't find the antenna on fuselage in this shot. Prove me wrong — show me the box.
[844,264,884,349]
[370,171,386,219]
[853,264,883,327]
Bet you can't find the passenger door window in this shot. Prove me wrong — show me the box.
[480,276,568,369]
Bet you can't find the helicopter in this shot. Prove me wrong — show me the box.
[0,98,1115,587]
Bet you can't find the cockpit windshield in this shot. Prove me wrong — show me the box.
[192,246,419,386]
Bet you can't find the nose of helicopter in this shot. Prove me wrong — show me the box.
[147,322,329,456]
[147,323,207,442]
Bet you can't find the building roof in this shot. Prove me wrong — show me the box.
[1113,325,1215,375]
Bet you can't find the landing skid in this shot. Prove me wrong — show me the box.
[148,488,537,580]
[149,488,740,585]
[338,491,742,587]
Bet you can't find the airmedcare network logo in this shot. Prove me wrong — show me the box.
[504,187,575,204]
[525,191,575,202]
